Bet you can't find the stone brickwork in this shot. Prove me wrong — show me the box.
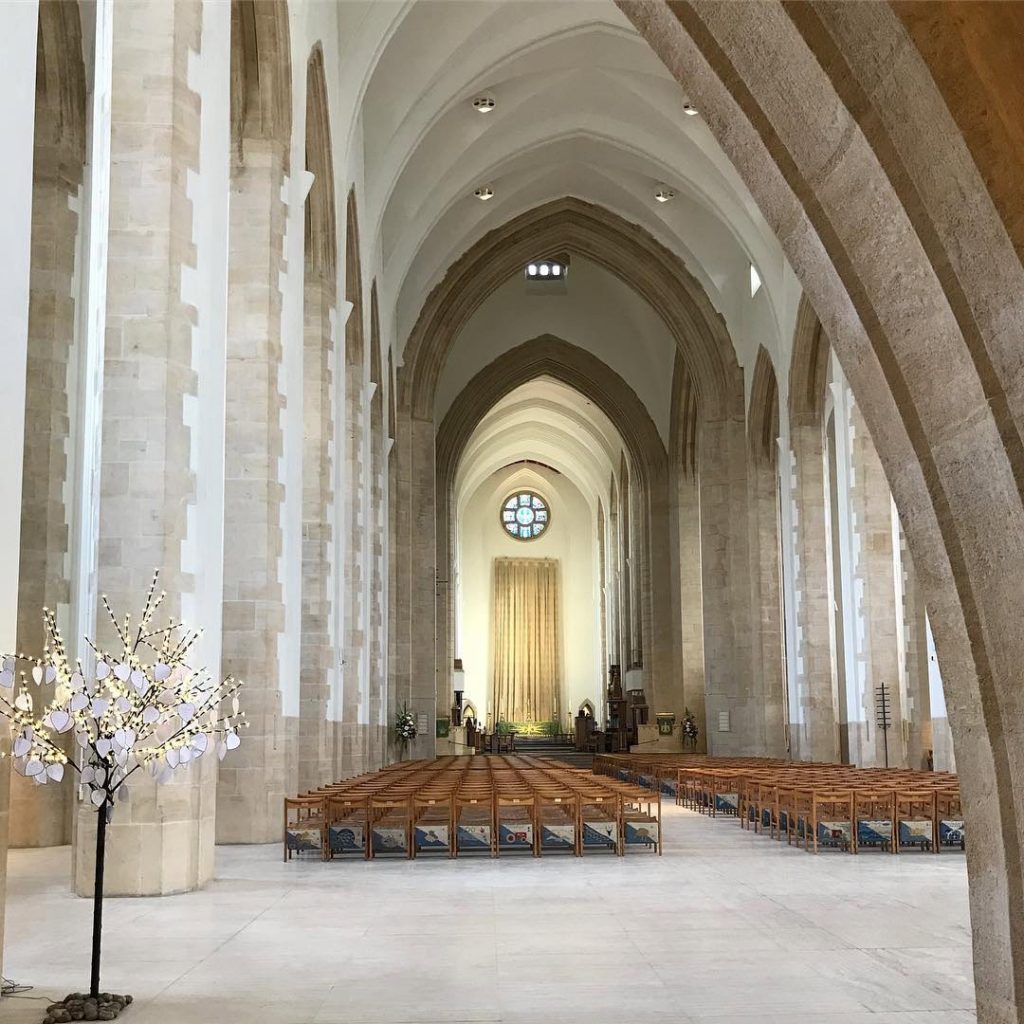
[790,423,840,761]
[343,355,365,736]
[75,0,215,898]
[12,37,85,843]
[747,449,787,756]
[672,472,706,750]
[368,291,386,767]
[848,402,906,768]
[899,531,933,772]
[619,6,1024,1015]
[368,383,386,767]
[12,151,81,851]
[217,141,288,842]
[699,408,757,755]
[299,268,336,792]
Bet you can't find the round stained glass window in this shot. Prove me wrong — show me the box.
[500,491,550,541]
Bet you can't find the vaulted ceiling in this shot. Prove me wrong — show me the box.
[334,0,802,393]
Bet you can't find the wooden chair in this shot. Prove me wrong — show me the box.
[284,795,326,862]
[368,795,412,859]
[412,790,455,858]
[326,795,369,859]
[455,787,495,856]
[495,788,537,856]
[535,787,576,855]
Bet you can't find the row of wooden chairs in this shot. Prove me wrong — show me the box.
[284,755,662,860]
[594,754,965,855]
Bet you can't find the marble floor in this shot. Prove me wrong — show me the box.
[0,805,976,1024]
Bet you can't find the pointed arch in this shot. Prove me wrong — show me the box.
[618,5,1024,1010]
[400,197,740,421]
[788,295,828,428]
[304,44,335,283]
[345,189,364,367]
[749,346,780,467]
[434,335,673,726]
[230,0,291,165]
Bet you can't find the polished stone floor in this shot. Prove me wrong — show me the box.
[0,805,976,1023]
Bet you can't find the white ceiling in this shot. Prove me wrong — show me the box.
[324,0,805,417]
[456,377,624,519]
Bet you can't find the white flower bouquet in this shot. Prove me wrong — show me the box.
[396,703,417,743]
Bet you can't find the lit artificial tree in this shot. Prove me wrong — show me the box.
[0,572,244,1023]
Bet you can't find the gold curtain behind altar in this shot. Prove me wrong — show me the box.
[491,557,561,723]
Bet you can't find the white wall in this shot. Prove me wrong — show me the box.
[457,465,602,730]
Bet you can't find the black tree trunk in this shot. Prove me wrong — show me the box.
[90,800,107,999]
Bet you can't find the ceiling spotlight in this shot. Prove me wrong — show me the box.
[474,185,494,201]
[655,187,677,203]
[472,95,496,113]
[683,103,699,117]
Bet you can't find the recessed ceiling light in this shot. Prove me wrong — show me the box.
[683,103,699,117]
[655,187,677,203]
[473,95,496,113]
[474,185,494,201]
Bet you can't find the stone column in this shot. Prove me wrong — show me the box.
[368,386,386,767]
[11,0,87,847]
[628,470,644,668]
[393,408,437,759]
[642,470,680,719]
[387,428,402,758]
[747,450,787,757]
[0,0,42,970]
[899,535,933,772]
[299,264,336,792]
[699,409,756,754]
[74,0,230,897]
[217,140,288,842]
[790,423,840,761]
[847,401,906,768]
[342,356,366,772]
[671,470,706,750]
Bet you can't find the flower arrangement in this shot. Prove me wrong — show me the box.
[682,707,699,748]
[0,571,244,1018]
[395,703,417,743]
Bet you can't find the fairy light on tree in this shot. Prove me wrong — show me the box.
[0,571,245,1022]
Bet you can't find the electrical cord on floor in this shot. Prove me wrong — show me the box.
[2,976,35,996]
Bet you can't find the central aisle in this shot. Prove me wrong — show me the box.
[2,806,974,1024]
